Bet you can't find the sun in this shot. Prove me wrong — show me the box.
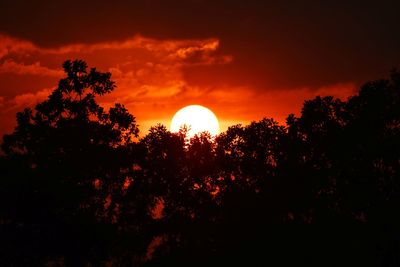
[170,105,220,138]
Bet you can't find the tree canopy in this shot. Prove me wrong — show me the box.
[1,60,399,266]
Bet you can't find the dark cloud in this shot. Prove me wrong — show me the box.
[1,0,399,90]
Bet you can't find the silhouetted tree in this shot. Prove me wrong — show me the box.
[1,61,400,267]
[0,60,141,266]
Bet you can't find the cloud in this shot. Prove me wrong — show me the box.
[0,60,63,77]
[0,34,36,59]
[9,88,53,110]
[0,34,229,65]
[0,33,359,138]
[0,33,231,97]
[0,33,235,136]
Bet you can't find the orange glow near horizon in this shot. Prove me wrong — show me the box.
[0,34,358,138]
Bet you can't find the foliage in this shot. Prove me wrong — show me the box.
[1,60,400,266]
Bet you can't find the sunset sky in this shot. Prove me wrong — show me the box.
[1,0,399,136]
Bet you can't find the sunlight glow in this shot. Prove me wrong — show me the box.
[170,105,220,138]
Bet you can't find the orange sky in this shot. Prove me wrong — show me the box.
[0,1,399,137]
[0,34,358,136]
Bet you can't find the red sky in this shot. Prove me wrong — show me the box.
[0,1,399,136]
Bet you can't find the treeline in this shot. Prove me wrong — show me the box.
[0,60,399,266]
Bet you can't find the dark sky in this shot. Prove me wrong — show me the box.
[0,0,399,134]
[2,1,399,87]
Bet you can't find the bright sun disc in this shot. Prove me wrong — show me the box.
[170,105,220,137]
